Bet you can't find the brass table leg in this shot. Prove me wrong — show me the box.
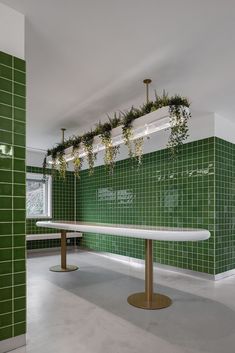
[49,230,78,272]
[127,239,172,309]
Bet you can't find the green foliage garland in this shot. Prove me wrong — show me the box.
[44,91,191,179]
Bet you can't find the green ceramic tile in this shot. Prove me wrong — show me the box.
[0,77,12,93]
[14,211,25,222]
[0,130,12,145]
[14,235,25,247]
[14,172,25,184]
[14,133,25,147]
[0,288,12,302]
[14,70,25,85]
[13,223,25,235]
[14,322,26,336]
[0,183,12,196]
[14,184,25,197]
[14,121,25,135]
[0,299,12,314]
[0,313,12,328]
[0,223,12,235]
[0,326,12,341]
[0,171,12,183]
[14,95,25,110]
[14,83,26,97]
[14,147,25,160]
[0,117,12,132]
[13,197,25,210]
[0,52,12,67]
[14,247,25,260]
[14,57,25,72]
[0,103,12,118]
[0,64,12,80]
[0,210,12,222]
[14,108,25,122]
[14,297,26,311]
[14,159,25,171]
[14,309,26,324]
[13,283,25,297]
[14,272,25,285]
[0,91,12,106]
[0,236,12,248]
[0,274,12,288]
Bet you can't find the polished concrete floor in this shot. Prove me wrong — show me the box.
[13,249,235,353]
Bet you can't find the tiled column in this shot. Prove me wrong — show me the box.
[0,51,26,346]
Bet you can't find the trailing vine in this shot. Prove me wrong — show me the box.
[72,137,82,179]
[167,104,190,156]
[134,137,144,165]
[58,152,67,179]
[121,107,140,158]
[96,121,120,174]
[73,155,83,179]
[43,91,191,179]
[101,134,120,174]
[82,131,96,176]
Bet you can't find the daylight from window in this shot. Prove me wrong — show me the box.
[26,174,51,218]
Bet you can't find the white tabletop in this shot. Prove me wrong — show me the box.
[36,221,210,242]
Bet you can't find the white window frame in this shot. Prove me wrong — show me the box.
[26,173,52,219]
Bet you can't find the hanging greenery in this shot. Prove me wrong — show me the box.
[95,120,120,174]
[101,134,120,174]
[71,137,81,179]
[82,131,97,176]
[134,137,144,165]
[44,91,191,179]
[121,107,140,158]
[73,155,83,179]
[58,152,67,179]
[167,104,190,156]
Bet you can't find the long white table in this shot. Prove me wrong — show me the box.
[37,221,210,310]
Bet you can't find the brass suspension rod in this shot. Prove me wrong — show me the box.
[143,79,152,103]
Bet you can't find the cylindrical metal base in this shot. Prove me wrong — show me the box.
[127,292,172,309]
[127,239,172,310]
[49,230,78,273]
[49,265,78,272]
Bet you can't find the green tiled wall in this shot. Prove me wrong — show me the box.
[0,51,26,341]
[215,138,235,274]
[26,166,75,249]
[76,138,215,274]
[25,139,234,275]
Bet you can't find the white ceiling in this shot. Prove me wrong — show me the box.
[1,0,235,151]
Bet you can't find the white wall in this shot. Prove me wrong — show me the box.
[26,149,46,168]
[0,3,25,59]
[215,114,235,144]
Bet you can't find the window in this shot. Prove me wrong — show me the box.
[26,173,52,218]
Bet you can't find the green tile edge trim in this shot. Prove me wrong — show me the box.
[0,51,26,342]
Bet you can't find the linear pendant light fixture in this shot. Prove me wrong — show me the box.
[63,106,171,163]
[49,79,176,164]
